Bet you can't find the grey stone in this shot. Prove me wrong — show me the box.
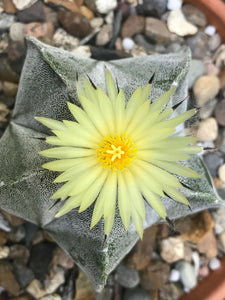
[187,59,205,89]
[94,287,113,300]
[136,0,167,17]
[199,99,217,119]
[208,33,221,52]
[211,208,225,234]
[182,4,207,27]
[0,13,16,32]
[187,32,208,59]
[17,1,45,23]
[203,151,224,178]
[123,287,151,300]
[9,225,25,242]
[13,263,35,289]
[167,43,182,53]
[10,22,25,42]
[117,263,140,288]
[175,261,197,291]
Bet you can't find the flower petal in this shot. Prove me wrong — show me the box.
[35,117,66,130]
[55,195,82,217]
[39,147,95,159]
[118,172,131,230]
[105,69,118,103]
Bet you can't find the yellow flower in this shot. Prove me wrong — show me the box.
[36,70,201,238]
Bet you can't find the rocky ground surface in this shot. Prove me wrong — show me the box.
[0,0,225,299]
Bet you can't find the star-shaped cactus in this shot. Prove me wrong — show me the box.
[0,37,222,290]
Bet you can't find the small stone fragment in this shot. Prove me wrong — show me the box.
[215,99,225,126]
[44,266,65,294]
[199,99,217,120]
[72,45,91,57]
[169,269,180,282]
[0,261,20,296]
[12,0,38,10]
[219,67,225,89]
[122,37,134,51]
[2,81,18,97]
[145,17,171,43]
[167,0,182,10]
[116,263,140,288]
[58,11,91,38]
[123,287,151,300]
[0,230,8,246]
[10,22,25,43]
[218,164,225,183]
[96,24,113,46]
[52,248,74,269]
[121,15,145,38]
[125,225,157,270]
[17,1,45,23]
[9,225,25,243]
[0,212,11,232]
[211,208,225,234]
[74,270,96,300]
[90,17,104,30]
[0,13,16,32]
[187,59,205,89]
[53,28,79,51]
[44,0,81,14]
[203,151,224,178]
[209,257,221,270]
[0,246,9,259]
[13,263,35,289]
[95,0,117,14]
[26,279,46,299]
[24,22,54,40]
[159,283,184,300]
[198,230,218,258]
[182,4,207,27]
[175,261,197,291]
[205,25,216,36]
[140,260,170,290]
[0,103,9,127]
[167,9,198,37]
[208,33,221,52]
[9,244,30,264]
[3,0,17,13]
[40,294,61,300]
[194,75,220,106]
[197,118,218,142]
[160,236,184,263]
[187,32,208,59]
[198,265,209,278]
[80,5,94,20]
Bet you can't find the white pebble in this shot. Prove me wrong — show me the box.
[209,257,221,270]
[167,0,182,10]
[205,25,216,36]
[122,38,134,51]
[96,0,117,14]
[169,269,180,282]
[219,164,225,183]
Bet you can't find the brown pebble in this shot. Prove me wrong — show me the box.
[219,67,225,89]
[121,15,145,38]
[0,261,20,296]
[145,17,171,43]
[215,99,225,126]
[24,22,55,40]
[58,11,92,38]
[198,230,218,258]
[3,0,17,13]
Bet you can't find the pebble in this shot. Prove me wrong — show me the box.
[58,11,92,38]
[125,226,157,271]
[53,28,79,51]
[204,57,220,76]
[182,4,207,27]
[198,230,218,258]
[122,37,134,51]
[95,0,117,14]
[197,118,218,142]
[169,269,180,282]
[187,32,208,59]
[123,287,152,300]
[9,225,25,243]
[203,151,224,178]
[0,231,8,246]
[116,263,140,288]
[160,236,184,263]
[24,22,55,40]
[208,33,221,52]
[72,45,91,58]
[26,279,46,299]
[52,248,74,269]
[0,246,9,259]
[40,295,61,300]
[0,13,16,32]
[219,67,225,89]
[0,261,20,296]
[159,283,184,300]
[121,15,145,38]
[44,266,65,294]
[90,17,104,30]
[10,22,25,42]
[3,0,17,14]
[198,265,209,278]
[199,98,217,120]
[192,251,201,276]
[211,208,225,234]
[96,24,113,46]
[145,17,171,43]
[0,33,9,54]
[215,99,225,126]
[187,59,205,89]
[218,164,225,183]
[218,230,225,252]
[136,0,167,17]
[140,260,170,290]
[13,263,35,289]
[17,1,45,23]
[175,261,197,291]
[80,5,94,20]
[105,11,114,24]
[167,0,182,10]
[193,75,220,107]
[167,9,198,37]
[209,257,221,270]
[12,0,38,10]
[2,81,18,97]
[74,270,96,300]
[205,25,216,36]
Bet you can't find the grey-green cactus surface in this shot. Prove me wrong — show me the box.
[0,37,223,290]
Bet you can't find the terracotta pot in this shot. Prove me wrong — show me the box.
[179,256,225,300]
[183,0,225,42]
